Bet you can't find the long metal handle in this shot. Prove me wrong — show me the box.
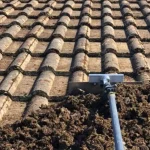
[108,92,124,150]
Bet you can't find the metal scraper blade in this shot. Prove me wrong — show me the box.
[89,74,124,83]
[68,74,142,94]
[68,82,103,94]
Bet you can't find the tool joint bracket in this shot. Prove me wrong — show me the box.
[99,74,116,92]
[105,84,116,93]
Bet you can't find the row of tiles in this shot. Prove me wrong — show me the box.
[0,9,144,19]
[0,53,150,73]
[1,40,150,56]
[1,27,150,40]
[0,1,145,10]
[0,73,145,98]
[0,0,147,18]
[0,18,149,28]
[0,0,147,4]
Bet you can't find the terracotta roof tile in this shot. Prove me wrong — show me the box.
[0,0,150,124]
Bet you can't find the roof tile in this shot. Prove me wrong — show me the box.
[75,37,90,53]
[84,0,93,8]
[62,7,73,16]
[77,25,90,39]
[9,52,31,71]
[0,15,7,23]
[102,15,114,27]
[65,0,75,8]
[15,15,28,25]
[139,1,150,9]
[32,71,55,96]
[0,70,23,95]
[103,52,119,73]
[58,16,70,26]
[20,37,38,53]
[41,7,53,16]
[25,95,48,116]
[126,25,140,39]
[22,6,34,16]
[102,7,112,17]
[102,38,118,54]
[36,15,49,26]
[124,16,136,27]
[121,0,130,9]
[3,6,15,15]
[29,0,39,7]
[4,24,21,38]
[0,37,13,53]
[48,0,56,7]
[122,7,133,17]
[28,25,44,38]
[128,38,144,54]
[145,15,150,26]
[132,53,150,73]
[11,0,21,7]
[103,25,115,39]
[0,95,11,121]
[103,0,112,8]
[47,37,64,53]
[71,71,88,82]
[41,53,60,71]
[72,52,89,72]
[82,7,92,16]
[142,7,150,16]
[53,25,67,38]
[80,15,92,26]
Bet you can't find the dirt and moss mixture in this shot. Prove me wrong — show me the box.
[0,84,150,150]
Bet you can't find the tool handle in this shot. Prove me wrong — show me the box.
[109,92,124,150]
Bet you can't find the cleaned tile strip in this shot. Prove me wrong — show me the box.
[24,0,75,116]
[102,0,120,73]
[70,0,93,82]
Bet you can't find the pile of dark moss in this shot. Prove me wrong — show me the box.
[0,84,150,150]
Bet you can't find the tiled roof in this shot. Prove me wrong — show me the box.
[0,0,150,125]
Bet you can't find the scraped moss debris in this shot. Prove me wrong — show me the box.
[0,84,150,150]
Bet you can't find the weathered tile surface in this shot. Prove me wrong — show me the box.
[0,0,150,124]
